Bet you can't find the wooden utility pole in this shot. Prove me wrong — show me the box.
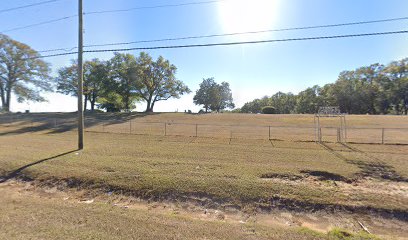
[77,0,84,149]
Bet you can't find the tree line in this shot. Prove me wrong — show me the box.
[1,34,234,113]
[55,52,191,112]
[240,59,408,115]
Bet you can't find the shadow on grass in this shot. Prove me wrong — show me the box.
[0,112,161,135]
[0,150,78,183]
[320,142,408,183]
[300,170,350,182]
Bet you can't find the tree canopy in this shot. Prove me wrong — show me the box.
[193,78,235,112]
[134,52,191,112]
[241,58,408,115]
[0,34,52,112]
[55,52,190,112]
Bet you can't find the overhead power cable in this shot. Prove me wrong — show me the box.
[0,0,62,14]
[84,0,225,15]
[29,30,408,60]
[1,0,224,33]
[37,16,408,53]
[1,15,77,33]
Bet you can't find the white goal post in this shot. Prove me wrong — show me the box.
[314,106,347,143]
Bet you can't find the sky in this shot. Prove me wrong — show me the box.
[1,0,408,112]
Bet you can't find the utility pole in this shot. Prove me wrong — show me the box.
[77,0,84,149]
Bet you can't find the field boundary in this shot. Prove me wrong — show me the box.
[1,116,408,145]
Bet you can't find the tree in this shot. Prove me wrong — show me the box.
[295,85,323,114]
[134,52,190,112]
[0,34,52,112]
[108,53,139,112]
[193,78,234,112]
[210,82,235,112]
[384,58,408,115]
[56,59,109,111]
[193,78,216,112]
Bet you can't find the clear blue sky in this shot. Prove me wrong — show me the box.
[1,0,408,112]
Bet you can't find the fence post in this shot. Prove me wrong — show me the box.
[337,128,341,143]
[102,122,105,132]
[195,124,198,137]
[54,118,57,128]
[381,128,385,144]
[164,123,167,136]
[319,128,322,142]
[269,126,271,140]
[129,120,132,134]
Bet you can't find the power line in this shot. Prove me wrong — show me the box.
[1,15,77,33]
[0,0,63,14]
[30,30,408,59]
[84,0,225,15]
[1,0,224,33]
[37,16,408,53]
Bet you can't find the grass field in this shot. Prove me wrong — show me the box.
[1,112,408,144]
[0,113,407,239]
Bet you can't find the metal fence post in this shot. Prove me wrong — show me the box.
[129,120,132,134]
[269,126,271,140]
[381,128,385,144]
[337,128,341,143]
[195,124,198,137]
[164,123,167,136]
[319,128,322,142]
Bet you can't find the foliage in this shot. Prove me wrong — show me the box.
[193,78,235,112]
[0,34,52,112]
[56,59,110,111]
[261,106,276,114]
[108,53,139,112]
[134,52,191,112]
[242,57,408,115]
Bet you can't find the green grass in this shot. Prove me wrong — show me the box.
[0,129,407,215]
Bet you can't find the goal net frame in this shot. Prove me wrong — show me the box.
[314,106,347,143]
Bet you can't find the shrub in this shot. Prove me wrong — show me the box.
[261,106,276,114]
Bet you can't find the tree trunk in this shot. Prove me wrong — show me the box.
[90,100,95,111]
[0,83,5,109]
[90,92,96,111]
[5,86,11,112]
[145,95,152,112]
[84,95,88,112]
[150,101,156,112]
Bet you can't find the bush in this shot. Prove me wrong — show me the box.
[261,106,276,114]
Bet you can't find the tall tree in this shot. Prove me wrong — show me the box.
[0,34,51,112]
[295,85,322,114]
[193,78,217,112]
[108,53,139,112]
[56,59,110,111]
[384,58,408,115]
[210,82,235,112]
[134,52,190,112]
[194,78,235,112]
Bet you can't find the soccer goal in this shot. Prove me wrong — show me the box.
[314,106,347,143]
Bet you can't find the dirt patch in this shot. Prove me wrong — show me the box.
[1,180,408,239]
[260,173,303,181]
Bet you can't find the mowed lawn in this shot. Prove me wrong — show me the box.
[0,125,407,215]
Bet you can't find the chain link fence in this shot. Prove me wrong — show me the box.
[1,115,407,145]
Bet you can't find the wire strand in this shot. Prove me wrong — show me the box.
[37,16,408,53]
[84,0,226,15]
[30,30,408,59]
[1,15,77,33]
[0,0,63,14]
